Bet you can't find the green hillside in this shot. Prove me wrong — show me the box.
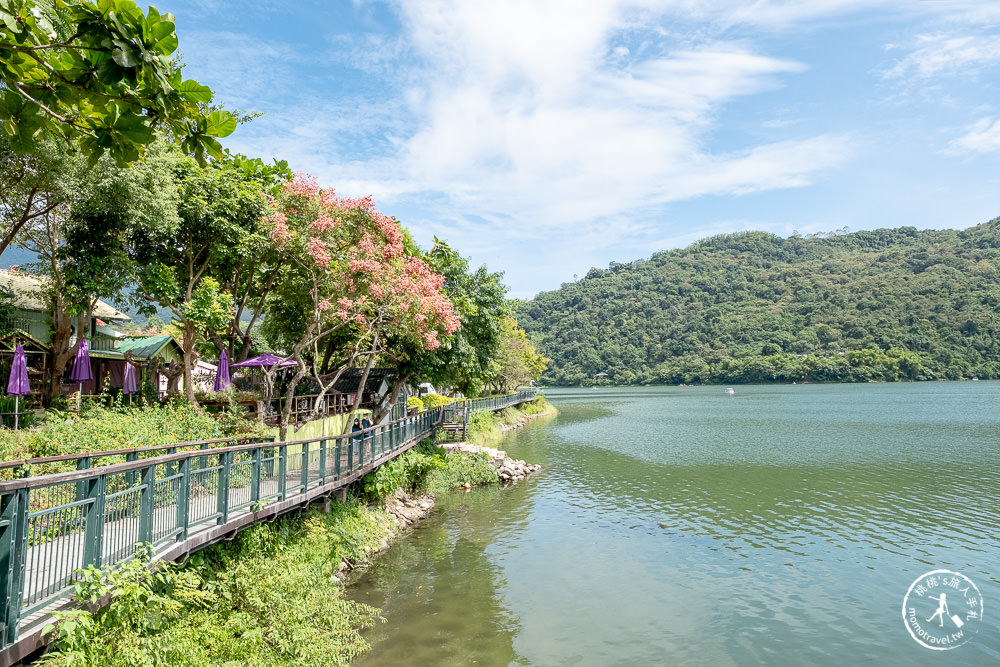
[518,218,1000,385]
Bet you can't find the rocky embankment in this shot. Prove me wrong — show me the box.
[336,413,545,580]
[440,442,541,484]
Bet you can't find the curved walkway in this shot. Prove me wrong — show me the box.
[0,390,535,666]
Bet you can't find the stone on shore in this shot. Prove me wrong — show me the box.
[439,442,541,484]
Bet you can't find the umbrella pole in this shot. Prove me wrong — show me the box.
[13,396,18,430]
[78,382,82,412]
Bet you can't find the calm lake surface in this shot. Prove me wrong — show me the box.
[349,384,1000,666]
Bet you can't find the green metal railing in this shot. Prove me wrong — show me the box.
[0,390,536,655]
[458,389,536,413]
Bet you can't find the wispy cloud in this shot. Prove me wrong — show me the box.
[347,1,852,233]
[882,33,1000,79]
[946,117,1000,155]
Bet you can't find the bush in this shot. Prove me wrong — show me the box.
[466,409,501,446]
[360,449,443,502]
[420,393,453,409]
[427,451,498,494]
[521,395,552,415]
[0,393,36,430]
[18,402,253,460]
[41,504,388,667]
[406,396,424,412]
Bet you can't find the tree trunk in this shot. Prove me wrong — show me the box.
[182,322,198,405]
[374,372,409,423]
[46,294,73,404]
[343,335,377,435]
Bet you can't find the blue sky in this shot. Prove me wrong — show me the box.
[158,0,1000,298]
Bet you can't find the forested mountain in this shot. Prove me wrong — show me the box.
[518,218,1000,385]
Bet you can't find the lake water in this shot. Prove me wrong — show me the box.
[349,384,1000,666]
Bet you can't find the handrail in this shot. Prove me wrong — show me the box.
[0,437,269,476]
[0,389,537,659]
[0,389,537,478]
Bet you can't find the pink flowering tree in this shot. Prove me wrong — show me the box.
[263,173,460,440]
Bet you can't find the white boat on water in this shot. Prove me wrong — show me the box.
[724,387,735,395]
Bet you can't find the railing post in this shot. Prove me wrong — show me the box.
[300,443,310,491]
[347,435,354,472]
[75,456,91,502]
[125,451,138,488]
[177,457,191,541]
[138,465,155,546]
[83,475,106,568]
[217,452,231,525]
[278,444,288,501]
[1,489,29,646]
[334,438,342,480]
[318,440,326,486]
[251,448,262,503]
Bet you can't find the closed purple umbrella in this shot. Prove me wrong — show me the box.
[69,339,92,410]
[122,361,137,406]
[6,343,29,429]
[214,349,231,392]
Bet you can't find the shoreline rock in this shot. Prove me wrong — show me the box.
[336,409,547,580]
[439,442,542,484]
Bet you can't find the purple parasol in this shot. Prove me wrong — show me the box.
[6,344,29,397]
[213,349,231,392]
[69,339,92,410]
[122,361,137,407]
[69,339,93,382]
[230,353,296,369]
[6,343,29,429]
[122,362,138,395]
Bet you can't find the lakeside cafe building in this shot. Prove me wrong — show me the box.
[0,269,194,410]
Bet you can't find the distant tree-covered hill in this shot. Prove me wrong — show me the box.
[518,218,1000,385]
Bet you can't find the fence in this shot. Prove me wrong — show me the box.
[0,389,536,662]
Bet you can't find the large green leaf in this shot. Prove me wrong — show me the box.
[205,110,236,138]
[177,79,212,103]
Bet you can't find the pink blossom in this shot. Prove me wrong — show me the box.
[270,212,291,247]
[306,237,331,268]
[284,172,320,197]
[311,213,336,234]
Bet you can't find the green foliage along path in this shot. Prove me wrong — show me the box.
[519,219,1000,385]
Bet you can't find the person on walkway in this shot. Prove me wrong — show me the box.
[351,418,362,456]
[361,415,372,430]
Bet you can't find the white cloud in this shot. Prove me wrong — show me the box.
[347,0,851,233]
[946,117,1000,155]
[882,33,1000,79]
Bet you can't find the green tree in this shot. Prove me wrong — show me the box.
[392,238,510,401]
[487,317,547,392]
[128,150,267,404]
[0,0,235,164]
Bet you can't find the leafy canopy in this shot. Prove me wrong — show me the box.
[0,0,235,164]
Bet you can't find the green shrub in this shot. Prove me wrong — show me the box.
[406,396,424,412]
[427,451,498,493]
[420,393,453,409]
[498,407,522,427]
[19,402,251,460]
[466,409,501,446]
[361,449,443,502]
[42,505,389,667]
[521,395,552,415]
[0,393,36,430]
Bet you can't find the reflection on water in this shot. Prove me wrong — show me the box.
[351,384,999,666]
[351,485,532,666]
